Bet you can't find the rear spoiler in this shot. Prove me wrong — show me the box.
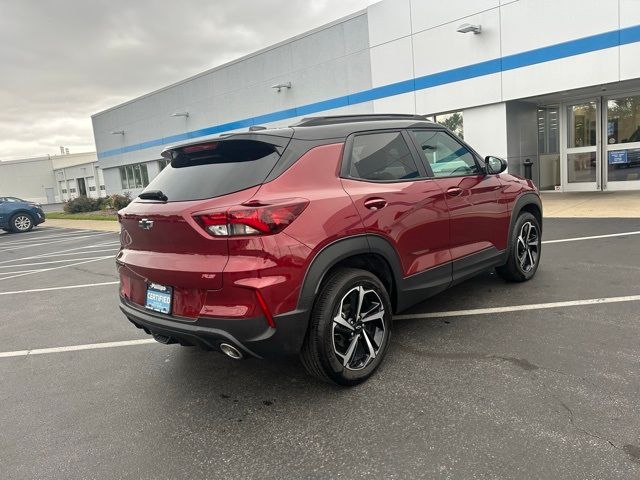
[161,129,294,159]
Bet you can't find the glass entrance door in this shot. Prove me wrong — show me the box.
[562,100,601,191]
[604,94,640,190]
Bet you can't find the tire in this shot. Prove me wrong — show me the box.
[9,213,34,233]
[300,268,392,386]
[496,212,541,282]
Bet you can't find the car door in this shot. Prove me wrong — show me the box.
[408,129,508,281]
[340,130,452,294]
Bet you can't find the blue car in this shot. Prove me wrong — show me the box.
[0,197,46,233]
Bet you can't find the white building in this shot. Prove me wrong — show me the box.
[92,0,640,194]
[0,152,106,204]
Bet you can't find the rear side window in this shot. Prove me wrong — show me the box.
[411,130,480,177]
[348,132,419,181]
[144,140,280,202]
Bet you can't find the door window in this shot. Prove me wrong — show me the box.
[606,95,640,183]
[347,132,420,181]
[410,130,479,177]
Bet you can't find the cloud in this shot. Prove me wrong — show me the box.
[0,0,369,160]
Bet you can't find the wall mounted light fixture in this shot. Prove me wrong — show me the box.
[457,23,482,34]
[171,112,190,118]
[271,82,292,93]
[110,130,125,135]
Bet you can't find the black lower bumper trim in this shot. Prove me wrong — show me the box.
[120,298,309,359]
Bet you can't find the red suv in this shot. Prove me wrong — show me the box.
[118,114,541,385]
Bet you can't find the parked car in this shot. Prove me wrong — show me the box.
[117,114,542,386]
[0,196,46,233]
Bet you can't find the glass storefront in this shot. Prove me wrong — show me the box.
[606,95,640,183]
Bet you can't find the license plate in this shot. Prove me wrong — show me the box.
[145,283,172,314]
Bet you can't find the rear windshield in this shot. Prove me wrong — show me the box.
[143,140,280,202]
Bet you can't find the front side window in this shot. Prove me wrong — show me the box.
[348,132,419,181]
[411,130,479,178]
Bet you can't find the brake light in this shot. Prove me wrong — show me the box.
[182,142,220,154]
[194,199,308,237]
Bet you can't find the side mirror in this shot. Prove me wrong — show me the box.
[485,156,508,175]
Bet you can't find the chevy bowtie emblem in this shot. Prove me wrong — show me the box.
[138,218,154,230]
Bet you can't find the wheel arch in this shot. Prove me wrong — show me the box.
[297,235,404,314]
[509,193,543,237]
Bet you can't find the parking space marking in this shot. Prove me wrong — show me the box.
[0,339,156,359]
[1,294,639,359]
[0,230,107,246]
[0,281,119,296]
[0,255,115,269]
[0,232,114,252]
[0,241,119,264]
[0,255,114,281]
[394,294,640,320]
[542,230,640,244]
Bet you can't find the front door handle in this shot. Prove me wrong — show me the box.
[364,197,387,211]
[446,187,463,197]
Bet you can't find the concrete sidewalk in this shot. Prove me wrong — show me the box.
[542,191,640,217]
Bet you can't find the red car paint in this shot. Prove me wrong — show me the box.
[117,117,540,359]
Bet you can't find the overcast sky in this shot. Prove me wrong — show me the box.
[0,0,372,160]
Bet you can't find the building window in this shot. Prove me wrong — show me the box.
[61,189,68,194]
[100,185,106,190]
[69,188,76,193]
[434,111,464,139]
[158,158,171,171]
[89,186,96,192]
[119,162,150,189]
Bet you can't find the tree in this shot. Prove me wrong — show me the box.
[436,112,464,139]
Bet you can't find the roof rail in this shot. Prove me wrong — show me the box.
[291,114,430,127]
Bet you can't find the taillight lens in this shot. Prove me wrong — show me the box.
[194,199,308,237]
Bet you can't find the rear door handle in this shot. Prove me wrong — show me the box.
[364,198,387,211]
[446,187,463,197]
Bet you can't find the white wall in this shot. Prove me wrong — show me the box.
[0,157,55,204]
[463,103,508,159]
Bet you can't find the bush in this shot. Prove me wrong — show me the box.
[63,196,100,213]
[105,192,132,210]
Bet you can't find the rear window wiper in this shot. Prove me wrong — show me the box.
[139,190,168,202]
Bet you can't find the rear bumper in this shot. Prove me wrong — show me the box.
[120,297,309,359]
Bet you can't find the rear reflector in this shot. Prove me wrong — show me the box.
[254,290,276,328]
[194,199,308,237]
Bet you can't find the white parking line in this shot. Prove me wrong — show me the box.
[0,255,114,281]
[0,281,118,296]
[0,232,115,252]
[0,248,119,263]
[0,230,106,246]
[1,294,639,359]
[0,339,156,359]
[0,255,115,269]
[394,294,640,320]
[542,230,640,244]
[0,241,119,264]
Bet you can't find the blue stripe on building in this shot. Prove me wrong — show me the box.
[98,24,640,159]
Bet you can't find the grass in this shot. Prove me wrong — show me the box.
[46,211,118,221]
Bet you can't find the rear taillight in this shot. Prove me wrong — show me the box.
[194,199,308,237]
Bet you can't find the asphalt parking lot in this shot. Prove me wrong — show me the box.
[1,219,639,479]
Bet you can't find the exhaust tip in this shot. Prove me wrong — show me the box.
[219,343,243,360]
[152,333,174,345]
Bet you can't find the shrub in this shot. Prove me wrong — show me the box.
[63,196,100,213]
[105,192,132,210]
